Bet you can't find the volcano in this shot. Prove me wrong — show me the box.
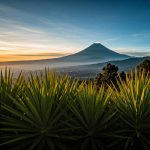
[55,43,130,64]
[0,43,130,70]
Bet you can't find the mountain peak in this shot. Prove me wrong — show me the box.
[84,43,111,52]
[91,43,105,47]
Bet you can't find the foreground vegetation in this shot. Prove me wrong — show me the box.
[0,66,150,150]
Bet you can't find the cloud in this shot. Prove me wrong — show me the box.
[115,47,150,56]
[14,52,71,57]
[0,4,97,56]
[124,51,150,57]
[0,52,71,62]
[101,38,119,44]
[131,33,150,38]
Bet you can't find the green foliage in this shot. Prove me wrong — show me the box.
[0,68,150,150]
[112,71,150,150]
[95,63,118,86]
[0,68,25,103]
[95,63,126,88]
[67,84,117,150]
[137,60,150,76]
[0,69,79,150]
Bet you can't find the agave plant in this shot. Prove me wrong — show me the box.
[67,83,117,150]
[112,71,150,150]
[0,68,25,106]
[0,69,79,150]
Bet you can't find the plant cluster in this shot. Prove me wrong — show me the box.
[0,67,150,150]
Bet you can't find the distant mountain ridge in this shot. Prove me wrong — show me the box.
[80,56,150,71]
[59,56,150,79]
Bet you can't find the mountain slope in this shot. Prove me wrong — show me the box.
[57,43,130,63]
[0,43,130,67]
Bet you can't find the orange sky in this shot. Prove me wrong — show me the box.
[0,52,71,62]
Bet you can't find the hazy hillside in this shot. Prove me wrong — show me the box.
[58,56,150,79]
[89,56,150,70]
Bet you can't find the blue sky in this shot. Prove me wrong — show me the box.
[0,0,150,61]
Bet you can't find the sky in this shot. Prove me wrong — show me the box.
[0,0,150,61]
